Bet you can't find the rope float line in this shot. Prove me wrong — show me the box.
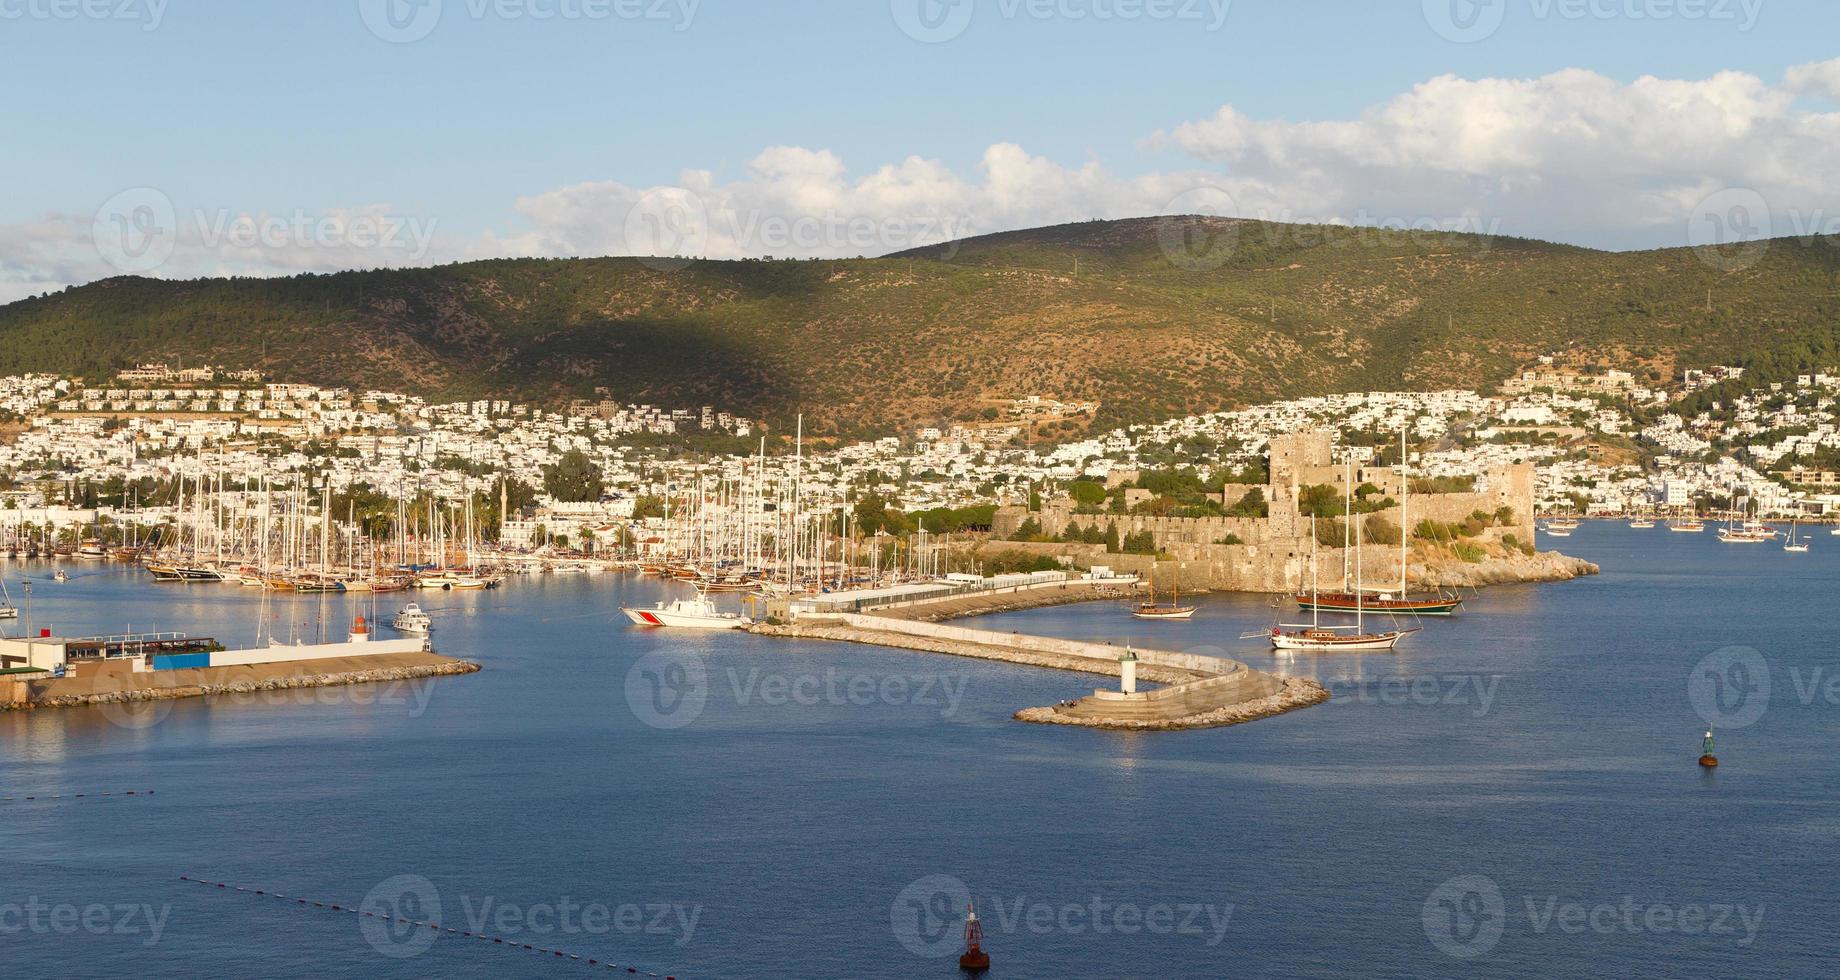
[177,876,684,979]
[0,790,154,804]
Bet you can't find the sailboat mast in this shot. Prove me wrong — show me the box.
[1400,425,1409,597]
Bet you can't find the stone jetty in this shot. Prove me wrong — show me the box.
[4,651,481,713]
[753,612,1320,731]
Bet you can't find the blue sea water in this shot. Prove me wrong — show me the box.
[2,524,1836,978]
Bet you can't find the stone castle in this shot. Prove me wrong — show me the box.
[992,430,1536,592]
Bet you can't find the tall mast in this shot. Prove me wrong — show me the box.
[1355,511,1365,633]
[1400,425,1408,597]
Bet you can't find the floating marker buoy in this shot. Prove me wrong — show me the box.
[959,902,990,973]
[1699,729,1718,768]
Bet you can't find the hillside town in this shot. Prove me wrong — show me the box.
[0,355,1836,558]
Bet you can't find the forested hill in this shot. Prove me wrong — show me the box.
[4,216,1839,437]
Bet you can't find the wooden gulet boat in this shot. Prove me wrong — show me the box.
[1295,432,1463,617]
[1131,562,1195,620]
[1265,515,1419,653]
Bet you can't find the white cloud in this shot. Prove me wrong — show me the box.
[9,65,1840,306]
[1785,57,1840,102]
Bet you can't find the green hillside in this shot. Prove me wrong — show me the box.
[4,216,1839,436]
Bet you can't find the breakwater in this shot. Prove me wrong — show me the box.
[4,652,481,713]
[753,612,1321,730]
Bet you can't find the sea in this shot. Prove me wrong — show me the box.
[3,523,1835,978]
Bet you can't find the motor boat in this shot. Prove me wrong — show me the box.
[622,593,748,629]
[391,603,433,634]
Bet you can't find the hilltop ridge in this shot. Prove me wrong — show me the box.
[3,216,1836,435]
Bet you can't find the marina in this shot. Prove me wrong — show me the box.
[4,525,1829,976]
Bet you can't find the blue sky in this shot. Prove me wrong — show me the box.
[2,0,1835,299]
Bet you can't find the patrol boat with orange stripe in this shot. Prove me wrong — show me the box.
[622,591,749,629]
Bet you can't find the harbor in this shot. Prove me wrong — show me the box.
[0,616,479,713]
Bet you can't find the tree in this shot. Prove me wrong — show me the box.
[854,491,901,537]
[543,450,604,502]
[1067,480,1107,507]
[1226,487,1267,518]
[1296,484,1344,518]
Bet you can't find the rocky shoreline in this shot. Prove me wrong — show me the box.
[1416,550,1599,589]
[8,660,482,713]
[1014,676,1331,731]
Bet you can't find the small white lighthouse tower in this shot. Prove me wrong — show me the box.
[1119,646,1138,695]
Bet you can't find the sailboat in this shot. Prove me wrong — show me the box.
[1717,494,1774,543]
[1784,520,1811,553]
[1131,562,1196,620]
[1266,516,1419,652]
[1297,432,1463,617]
[0,579,17,620]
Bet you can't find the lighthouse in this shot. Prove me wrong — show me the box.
[1119,646,1138,695]
[958,902,990,972]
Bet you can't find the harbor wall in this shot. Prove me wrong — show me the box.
[768,614,1318,730]
[207,637,427,668]
[7,650,478,713]
[819,613,1235,677]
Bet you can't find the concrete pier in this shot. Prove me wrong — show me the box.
[753,612,1325,731]
[3,652,481,713]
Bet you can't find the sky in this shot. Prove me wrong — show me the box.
[2,0,1838,302]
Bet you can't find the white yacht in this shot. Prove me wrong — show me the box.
[391,603,433,634]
